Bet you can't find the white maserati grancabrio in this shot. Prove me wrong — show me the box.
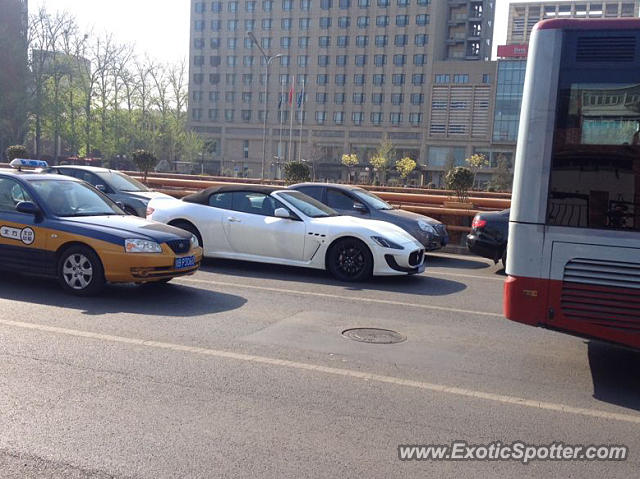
[147,185,426,281]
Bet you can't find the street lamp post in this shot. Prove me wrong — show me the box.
[248,31,283,181]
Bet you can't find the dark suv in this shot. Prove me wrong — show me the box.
[290,183,448,251]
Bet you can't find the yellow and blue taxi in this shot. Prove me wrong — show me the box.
[0,159,202,295]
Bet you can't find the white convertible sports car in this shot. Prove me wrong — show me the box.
[146,185,425,281]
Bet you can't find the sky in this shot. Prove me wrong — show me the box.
[29,0,575,63]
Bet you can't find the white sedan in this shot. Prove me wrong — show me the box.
[147,185,425,281]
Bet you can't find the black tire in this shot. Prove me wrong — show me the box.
[57,245,105,295]
[170,220,203,247]
[327,238,373,282]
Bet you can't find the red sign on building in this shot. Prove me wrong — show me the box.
[497,44,529,58]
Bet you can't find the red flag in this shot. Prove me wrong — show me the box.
[288,85,294,105]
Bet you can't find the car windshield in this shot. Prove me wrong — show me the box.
[30,179,123,217]
[353,189,393,210]
[104,171,149,192]
[277,191,340,218]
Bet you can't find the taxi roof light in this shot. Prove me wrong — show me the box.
[9,158,49,171]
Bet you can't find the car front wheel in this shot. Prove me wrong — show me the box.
[58,246,105,295]
[327,238,373,282]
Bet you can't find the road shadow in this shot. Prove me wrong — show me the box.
[588,340,640,412]
[200,258,467,297]
[0,274,247,317]
[427,254,493,270]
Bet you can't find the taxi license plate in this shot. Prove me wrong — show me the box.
[175,255,196,269]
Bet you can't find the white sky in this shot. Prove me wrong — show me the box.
[30,0,577,63]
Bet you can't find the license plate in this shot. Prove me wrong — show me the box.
[175,255,196,269]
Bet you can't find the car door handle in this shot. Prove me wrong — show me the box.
[227,217,241,223]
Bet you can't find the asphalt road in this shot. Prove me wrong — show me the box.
[1,252,639,478]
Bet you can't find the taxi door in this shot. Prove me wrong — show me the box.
[0,177,53,276]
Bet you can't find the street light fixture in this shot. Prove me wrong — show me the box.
[248,31,283,181]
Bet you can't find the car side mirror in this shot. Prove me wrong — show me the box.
[16,201,40,216]
[95,184,107,192]
[274,208,291,219]
[353,202,367,213]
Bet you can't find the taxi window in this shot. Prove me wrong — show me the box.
[0,178,33,213]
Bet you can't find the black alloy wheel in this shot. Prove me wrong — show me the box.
[327,238,373,282]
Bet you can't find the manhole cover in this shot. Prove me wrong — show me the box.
[342,328,406,344]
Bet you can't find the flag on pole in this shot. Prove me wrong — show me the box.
[278,95,282,111]
[297,92,304,109]
[288,85,295,105]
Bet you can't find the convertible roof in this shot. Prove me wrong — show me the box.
[183,184,282,204]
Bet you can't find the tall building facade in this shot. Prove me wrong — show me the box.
[507,1,640,45]
[188,0,496,181]
[0,0,29,159]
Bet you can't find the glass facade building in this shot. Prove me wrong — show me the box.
[492,60,526,143]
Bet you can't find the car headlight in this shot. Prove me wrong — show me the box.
[371,236,403,249]
[418,220,436,234]
[124,239,163,253]
[190,234,199,248]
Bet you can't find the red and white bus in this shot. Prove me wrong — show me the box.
[504,18,640,350]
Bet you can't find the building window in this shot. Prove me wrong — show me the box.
[394,34,407,46]
[410,93,423,105]
[336,55,347,66]
[243,56,254,66]
[318,55,329,66]
[373,74,384,85]
[409,56,424,69]
[409,113,422,125]
[334,93,345,104]
[353,92,365,104]
[376,15,389,27]
[356,35,368,47]
[392,73,404,85]
[320,0,332,8]
[415,34,428,46]
[281,37,291,48]
[228,1,238,12]
[193,73,204,84]
[316,111,327,124]
[261,37,272,49]
[225,109,234,121]
[337,36,349,47]
[262,18,272,30]
[226,73,236,85]
[228,20,238,31]
[358,0,370,6]
[354,74,365,85]
[416,0,429,4]
[209,91,219,102]
[319,36,330,47]
[435,74,450,84]
[301,0,311,10]
[263,0,273,11]
[241,110,251,122]
[211,2,222,12]
[227,38,238,49]
[335,74,346,85]
[194,55,204,66]
[210,38,220,49]
[482,74,491,84]
[338,16,350,28]
[374,54,386,67]
[397,0,408,6]
[393,54,405,66]
[246,1,256,12]
[243,140,250,158]
[357,16,370,28]
[299,18,311,30]
[281,18,292,30]
[333,111,344,124]
[416,14,429,25]
[371,112,383,125]
[453,74,469,84]
[375,35,387,48]
[377,0,389,6]
[352,112,364,125]
[194,38,205,49]
[243,74,253,86]
[339,0,350,7]
[209,73,221,84]
[316,92,327,103]
[280,73,290,84]
[210,20,221,32]
[355,55,366,66]
[391,93,403,105]
[317,74,328,85]
[431,100,447,110]
[244,37,254,49]
[396,15,408,26]
[297,55,308,67]
[280,55,290,66]
[390,112,402,125]
[298,37,309,48]
[282,0,293,10]
[372,93,383,104]
[225,91,235,103]
[195,20,205,32]
[320,17,331,29]
[208,108,218,120]
[227,56,237,67]
[192,108,202,120]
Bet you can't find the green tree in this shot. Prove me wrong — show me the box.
[395,157,417,180]
[465,153,489,189]
[283,161,311,184]
[341,153,359,183]
[132,149,157,182]
[6,145,29,161]
[445,167,474,203]
[489,155,513,192]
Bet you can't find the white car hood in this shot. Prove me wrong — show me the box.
[313,215,421,246]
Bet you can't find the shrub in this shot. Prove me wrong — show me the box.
[283,161,311,184]
[445,167,474,202]
[6,145,28,162]
[132,149,158,182]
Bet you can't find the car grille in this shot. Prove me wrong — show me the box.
[166,239,191,254]
[409,249,425,267]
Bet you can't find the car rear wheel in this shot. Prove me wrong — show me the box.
[327,238,373,282]
[58,246,105,295]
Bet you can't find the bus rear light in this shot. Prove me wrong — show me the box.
[471,218,487,229]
